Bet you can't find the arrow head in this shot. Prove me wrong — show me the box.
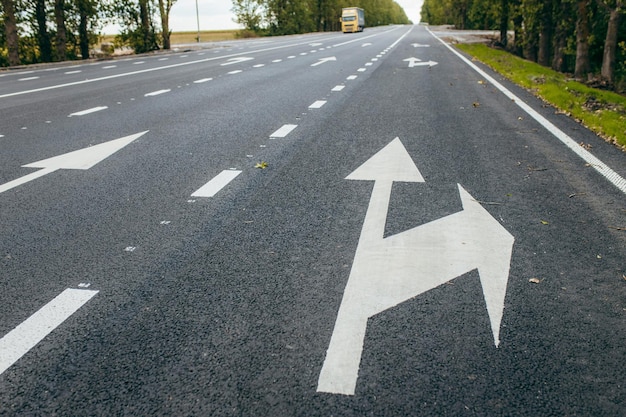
[23,131,148,170]
[346,138,424,183]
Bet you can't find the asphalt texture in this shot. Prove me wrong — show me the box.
[0,25,624,416]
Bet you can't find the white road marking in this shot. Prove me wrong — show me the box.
[191,170,242,197]
[228,70,242,74]
[64,70,81,74]
[144,89,171,97]
[0,288,98,376]
[332,85,345,91]
[309,100,327,109]
[102,65,117,69]
[253,64,265,68]
[270,124,298,138]
[68,106,108,117]
[194,78,213,83]
[428,28,626,195]
[19,76,39,81]
[133,61,145,65]
[347,75,357,80]
[357,68,367,72]
[272,59,282,63]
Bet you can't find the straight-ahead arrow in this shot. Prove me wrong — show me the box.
[404,57,438,68]
[0,131,148,194]
[311,56,336,67]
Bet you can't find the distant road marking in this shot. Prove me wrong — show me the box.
[68,106,108,117]
[309,100,327,109]
[194,78,213,83]
[192,170,242,197]
[347,75,357,80]
[428,28,626,195]
[133,61,145,65]
[0,288,98,376]
[270,124,297,138]
[144,89,171,97]
[64,70,81,74]
[19,77,39,81]
[102,65,117,69]
[228,70,242,75]
[272,59,282,63]
[253,64,265,68]
[357,68,367,72]
[332,85,345,91]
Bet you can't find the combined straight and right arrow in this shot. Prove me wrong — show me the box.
[317,138,514,396]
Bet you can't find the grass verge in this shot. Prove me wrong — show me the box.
[456,43,626,150]
[100,30,239,45]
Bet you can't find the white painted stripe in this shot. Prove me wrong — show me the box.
[0,288,98,375]
[133,61,145,65]
[102,65,117,69]
[228,70,242,74]
[365,63,373,66]
[272,59,282,63]
[64,70,81,74]
[309,100,327,109]
[68,106,108,117]
[0,168,57,194]
[428,28,626,195]
[253,64,265,68]
[347,75,357,80]
[191,170,242,197]
[19,77,39,81]
[144,89,171,97]
[194,78,213,83]
[270,124,298,138]
[357,68,367,72]
[158,58,169,61]
[332,85,345,91]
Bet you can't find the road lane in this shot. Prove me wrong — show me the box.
[0,25,624,415]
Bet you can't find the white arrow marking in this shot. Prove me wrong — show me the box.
[220,57,254,66]
[0,131,148,194]
[311,56,336,67]
[0,288,98,376]
[317,138,514,395]
[68,106,108,117]
[412,43,430,47]
[404,57,438,68]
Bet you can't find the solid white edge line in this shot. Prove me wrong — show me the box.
[191,170,242,197]
[427,27,626,195]
[0,288,99,375]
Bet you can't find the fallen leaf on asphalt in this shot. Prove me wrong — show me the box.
[255,161,268,169]
[529,278,541,284]
[472,101,480,107]
[541,220,549,225]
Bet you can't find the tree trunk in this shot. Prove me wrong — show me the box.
[35,0,53,62]
[158,0,172,50]
[499,0,509,46]
[139,0,152,51]
[600,5,621,83]
[54,0,67,61]
[538,0,553,66]
[1,0,20,65]
[574,0,591,79]
[78,0,89,59]
[552,0,572,72]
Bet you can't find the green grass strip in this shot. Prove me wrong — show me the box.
[457,43,626,149]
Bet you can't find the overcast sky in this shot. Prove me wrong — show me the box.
[106,0,423,33]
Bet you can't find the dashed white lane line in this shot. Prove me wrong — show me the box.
[228,70,243,75]
[19,76,39,81]
[68,106,108,117]
[309,100,327,109]
[102,65,117,69]
[194,78,213,83]
[347,75,358,80]
[253,64,265,68]
[270,124,298,138]
[144,89,171,97]
[191,170,242,197]
[133,61,145,65]
[0,288,99,376]
[332,85,345,92]
[357,68,367,72]
[64,70,82,74]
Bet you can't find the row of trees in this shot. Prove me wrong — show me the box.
[0,0,176,67]
[232,0,410,35]
[1,0,408,67]
[421,0,625,90]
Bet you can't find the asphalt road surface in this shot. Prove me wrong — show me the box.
[1,25,625,416]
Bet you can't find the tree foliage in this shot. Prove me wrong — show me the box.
[232,0,410,36]
[421,0,626,90]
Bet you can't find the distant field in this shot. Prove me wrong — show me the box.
[100,30,240,45]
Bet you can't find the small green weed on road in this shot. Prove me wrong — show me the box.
[457,43,626,149]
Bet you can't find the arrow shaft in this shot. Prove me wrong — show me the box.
[359,180,393,241]
[0,167,58,194]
